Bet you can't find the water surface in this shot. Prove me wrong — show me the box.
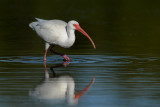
[0,55,160,107]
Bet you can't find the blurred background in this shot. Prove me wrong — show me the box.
[0,0,160,57]
[0,0,160,107]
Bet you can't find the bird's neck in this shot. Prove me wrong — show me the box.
[65,25,75,47]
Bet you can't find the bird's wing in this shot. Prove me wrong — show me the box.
[29,19,67,31]
[38,20,67,37]
[29,19,68,44]
[38,20,67,30]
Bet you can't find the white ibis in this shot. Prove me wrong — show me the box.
[29,18,96,61]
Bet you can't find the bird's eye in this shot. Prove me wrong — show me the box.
[73,24,76,26]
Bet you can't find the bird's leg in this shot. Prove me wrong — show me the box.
[50,45,70,61]
[50,45,63,55]
[43,50,48,61]
[44,60,50,79]
[43,43,50,61]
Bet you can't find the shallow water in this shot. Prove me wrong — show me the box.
[1,0,160,107]
[0,55,160,107]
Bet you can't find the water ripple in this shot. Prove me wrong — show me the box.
[0,55,159,65]
[0,55,132,64]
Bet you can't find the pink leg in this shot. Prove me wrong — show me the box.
[44,59,47,71]
[50,45,70,61]
[43,50,47,61]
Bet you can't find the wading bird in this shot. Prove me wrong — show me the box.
[29,18,96,61]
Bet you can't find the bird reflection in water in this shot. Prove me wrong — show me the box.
[29,61,95,106]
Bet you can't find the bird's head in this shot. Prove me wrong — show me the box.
[68,20,79,30]
[68,20,96,49]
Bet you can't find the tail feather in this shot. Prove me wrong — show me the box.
[29,22,39,30]
[35,18,45,22]
[29,18,45,30]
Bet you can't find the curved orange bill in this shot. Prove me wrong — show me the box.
[76,26,96,49]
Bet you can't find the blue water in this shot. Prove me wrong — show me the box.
[0,55,160,107]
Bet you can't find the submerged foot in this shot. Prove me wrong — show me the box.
[62,54,70,62]
[62,61,69,67]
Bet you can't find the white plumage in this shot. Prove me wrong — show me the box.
[29,75,77,105]
[29,18,74,48]
[29,68,95,105]
[29,18,96,61]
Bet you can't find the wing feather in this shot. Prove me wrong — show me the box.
[29,19,68,45]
